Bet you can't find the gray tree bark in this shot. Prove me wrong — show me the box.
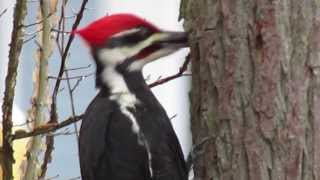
[182,0,320,180]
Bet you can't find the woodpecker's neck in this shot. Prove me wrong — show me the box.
[92,49,163,109]
[115,69,147,94]
[94,59,148,100]
[96,65,146,93]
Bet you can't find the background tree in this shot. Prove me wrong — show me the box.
[182,0,320,179]
[1,0,88,179]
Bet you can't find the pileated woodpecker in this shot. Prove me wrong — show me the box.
[75,14,189,180]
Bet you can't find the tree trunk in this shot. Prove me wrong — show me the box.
[182,0,320,179]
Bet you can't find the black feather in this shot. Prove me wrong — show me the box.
[79,71,188,180]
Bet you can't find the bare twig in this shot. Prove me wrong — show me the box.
[186,136,215,172]
[65,68,80,142]
[51,131,79,137]
[64,64,92,71]
[51,28,71,34]
[144,74,152,82]
[71,76,85,92]
[22,13,53,28]
[148,55,191,88]
[42,1,88,178]
[50,0,88,130]
[48,72,94,80]
[23,34,37,44]
[50,130,77,137]
[25,28,43,36]
[0,8,7,18]
[58,87,65,93]
[13,119,34,127]
[12,115,83,140]
[64,15,77,19]
[51,0,89,165]
[1,0,27,179]
[169,114,178,120]
[40,134,54,179]
[63,8,80,158]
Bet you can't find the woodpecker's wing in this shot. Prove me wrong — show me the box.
[79,92,150,180]
[79,91,188,180]
[139,102,188,180]
[79,92,113,180]
[164,116,188,178]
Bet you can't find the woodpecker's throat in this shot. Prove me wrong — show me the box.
[95,56,141,126]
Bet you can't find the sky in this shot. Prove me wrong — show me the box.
[0,0,191,179]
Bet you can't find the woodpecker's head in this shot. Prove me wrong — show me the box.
[75,14,188,72]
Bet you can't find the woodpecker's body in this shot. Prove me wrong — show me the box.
[76,14,188,180]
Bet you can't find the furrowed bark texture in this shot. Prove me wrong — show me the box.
[183,0,320,179]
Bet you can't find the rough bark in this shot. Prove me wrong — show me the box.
[182,0,320,180]
[1,0,27,179]
[23,1,52,179]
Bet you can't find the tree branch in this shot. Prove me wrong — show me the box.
[43,1,88,178]
[0,8,7,18]
[12,115,83,140]
[22,13,53,28]
[48,73,94,80]
[148,54,191,88]
[1,0,27,179]
[186,136,215,172]
[24,0,52,178]
[65,67,80,145]
[51,0,88,117]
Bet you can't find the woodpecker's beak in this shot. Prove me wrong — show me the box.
[154,31,189,49]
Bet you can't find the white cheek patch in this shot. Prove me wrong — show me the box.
[97,33,170,66]
[98,48,129,65]
[128,48,176,71]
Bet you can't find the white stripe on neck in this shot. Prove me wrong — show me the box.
[102,66,130,94]
[100,61,154,176]
[97,49,154,177]
[100,64,142,134]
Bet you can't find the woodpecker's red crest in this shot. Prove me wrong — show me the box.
[75,14,160,47]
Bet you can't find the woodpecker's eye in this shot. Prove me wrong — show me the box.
[106,27,154,48]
